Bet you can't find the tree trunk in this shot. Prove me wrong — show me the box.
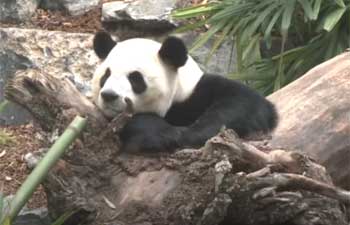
[268,51,350,189]
[5,59,350,225]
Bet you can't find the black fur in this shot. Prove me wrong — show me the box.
[158,37,188,69]
[128,71,147,94]
[93,31,116,59]
[120,74,278,152]
[100,68,111,88]
[120,113,182,152]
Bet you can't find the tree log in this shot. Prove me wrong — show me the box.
[269,51,350,189]
[5,64,350,225]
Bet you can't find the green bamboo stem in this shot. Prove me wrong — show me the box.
[9,116,87,222]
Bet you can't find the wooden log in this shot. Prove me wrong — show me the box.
[5,69,107,131]
[269,51,350,189]
[5,64,350,224]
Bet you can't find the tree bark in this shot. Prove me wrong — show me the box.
[5,61,350,225]
[268,51,350,189]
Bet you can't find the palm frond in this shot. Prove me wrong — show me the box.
[172,0,350,94]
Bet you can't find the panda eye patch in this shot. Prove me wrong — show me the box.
[100,68,111,88]
[128,71,147,94]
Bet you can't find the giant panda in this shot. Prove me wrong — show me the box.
[91,31,278,152]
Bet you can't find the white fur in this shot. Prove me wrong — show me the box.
[91,38,203,118]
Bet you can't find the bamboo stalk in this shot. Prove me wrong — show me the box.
[0,184,4,223]
[9,116,87,222]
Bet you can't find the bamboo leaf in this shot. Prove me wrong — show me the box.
[322,7,346,32]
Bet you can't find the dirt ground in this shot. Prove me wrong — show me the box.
[0,124,47,208]
[0,7,102,34]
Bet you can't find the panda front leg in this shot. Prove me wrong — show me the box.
[119,113,184,153]
[178,99,274,149]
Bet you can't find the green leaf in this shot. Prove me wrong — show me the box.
[172,4,217,19]
[281,0,296,37]
[263,7,283,48]
[298,0,314,20]
[311,0,322,20]
[334,0,345,8]
[242,34,261,64]
[322,7,346,32]
[323,29,339,60]
[247,3,279,37]
[205,21,234,63]
[189,20,227,53]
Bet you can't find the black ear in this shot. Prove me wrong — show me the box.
[158,37,188,69]
[93,31,116,59]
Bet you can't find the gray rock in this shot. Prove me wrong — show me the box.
[0,43,34,125]
[179,32,236,76]
[2,195,50,225]
[0,101,34,125]
[13,208,51,225]
[102,0,177,39]
[40,0,100,16]
[0,28,99,125]
[0,0,40,22]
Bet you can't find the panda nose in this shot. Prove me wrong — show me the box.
[101,90,119,102]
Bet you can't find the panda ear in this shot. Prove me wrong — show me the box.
[159,37,188,69]
[93,31,117,60]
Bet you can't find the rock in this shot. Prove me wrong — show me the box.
[179,32,236,75]
[0,46,34,125]
[13,208,51,225]
[0,0,40,22]
[0,101,34,125]
[2,195,51,225]
[40,0,100,16]
[0,28,99,125]
[102,0,178,39]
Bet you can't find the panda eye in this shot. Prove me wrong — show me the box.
[128,71,147,94]
[100,68,111,88]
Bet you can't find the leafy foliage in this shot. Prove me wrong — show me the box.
[173,0,350,94]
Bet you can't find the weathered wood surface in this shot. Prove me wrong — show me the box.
[269,52,350,189]
[5,65,350,225]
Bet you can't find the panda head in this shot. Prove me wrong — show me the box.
[91,31,203,118]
